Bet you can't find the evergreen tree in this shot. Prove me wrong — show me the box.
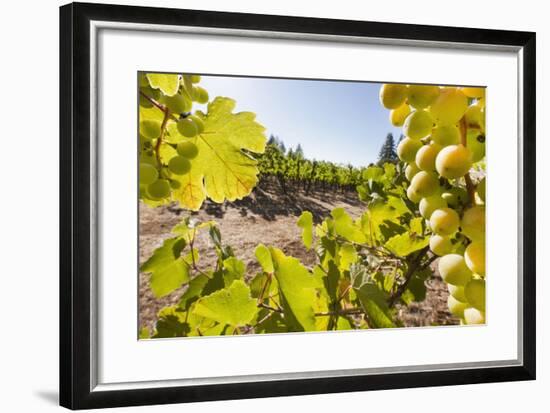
[295,144,304,158]
[377,133,398,165]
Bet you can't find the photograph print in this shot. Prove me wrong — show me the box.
[138,73,486,339]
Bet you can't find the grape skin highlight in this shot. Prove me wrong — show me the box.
[430,207,460,236]
[403,110,434,140]
[435,144,473,179]
[397,138,422,163]
[438,254,473,286]
[379,84,408,109]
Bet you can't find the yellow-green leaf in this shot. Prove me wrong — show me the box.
[193,280,258,327]
[297,211,313,249]
[270,248,317,331]
[255,244,274,273]
[384,232,429,257]
[140,237,189,297]
[331,208,367,243]
[172,97,266,210]
[146,73,180,96]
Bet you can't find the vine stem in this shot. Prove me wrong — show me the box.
[387,246,432,307]
[155,109,171,169]
[459,117,476,207]
[139,91,180,122]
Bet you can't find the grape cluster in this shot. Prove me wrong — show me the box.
[380,83,486,324]
[139,74,208,202]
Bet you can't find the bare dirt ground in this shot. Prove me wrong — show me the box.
[139,183,459,332]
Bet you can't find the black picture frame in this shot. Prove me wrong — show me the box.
[60,2,536,410]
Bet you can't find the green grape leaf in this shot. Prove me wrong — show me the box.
[297,211,314,249]
[270,248,318,332]
[139,327,151,339]
[355,283,395,328]
[324,260,341,303]
[153,306,190,338]
[146,73,180,96]
[223,256,246,285]
[255,311,287,334]
[193,280,258,327]
[171,97,266,210]
[362,166,384,181]
[140,237,189,297]
[363,196,410,243]
[338,243,357,271]
[336,316,353,330]
[383,163,397,181]
[401,275,427,305]
[255,244,274,273]
[350,263,370,289]
[409,217,424,235]
[384,232,429,257]
[331,208,367,243]
[178,274,209,310]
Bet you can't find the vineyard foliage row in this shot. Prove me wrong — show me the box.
[138,73,486,338]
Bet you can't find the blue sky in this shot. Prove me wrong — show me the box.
[197,75,403,167]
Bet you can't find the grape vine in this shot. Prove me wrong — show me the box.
[139,74,486,338]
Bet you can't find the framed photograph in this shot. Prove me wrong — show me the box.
[60,2,536,410]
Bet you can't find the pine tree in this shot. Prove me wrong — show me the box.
[377,133,398,165]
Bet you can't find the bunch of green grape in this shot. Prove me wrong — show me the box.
[380,83,487,325]
[139,73,208,202]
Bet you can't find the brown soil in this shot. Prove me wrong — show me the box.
[139,184,459,332]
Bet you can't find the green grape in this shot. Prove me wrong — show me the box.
[403,109,434,140]
[410,171,439,198]
[463,307,485,324]
[379,83,408,109]
[168,155,191,175]
[139,163,158,185]
[461,206,486,241]
[188,114,205,133]
[466,130,486,162]
[169,179,181,189]
[415,142,442,171]
[464,104,485,131]
[477,177,486,203]
[177,141,199,159]
[405,162,420,181]
[407,85,440,109]
[190,75,201,83]
[435,144,473,179]
[448,284,468,302]
[419,195,447,219]
[431,125,460,146]
[163,93,192,114]
[441,187,468,208]
[430,207,460,236]
[464,241,485,276]
[397,138,422,163]
[448,295,468,318]
[407,185,422,203]
[194,86,209,104]
[139,73,150,88]
[460,87,485,99]
[140,120,162,140]
[177,118,198,137]
[139,184,147,199]
[147,179,170,199]
[464,279,485,311]
[430,234,454,256]
[438,253,472,285]
[389,103,411,127]
[429,87,468,126]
